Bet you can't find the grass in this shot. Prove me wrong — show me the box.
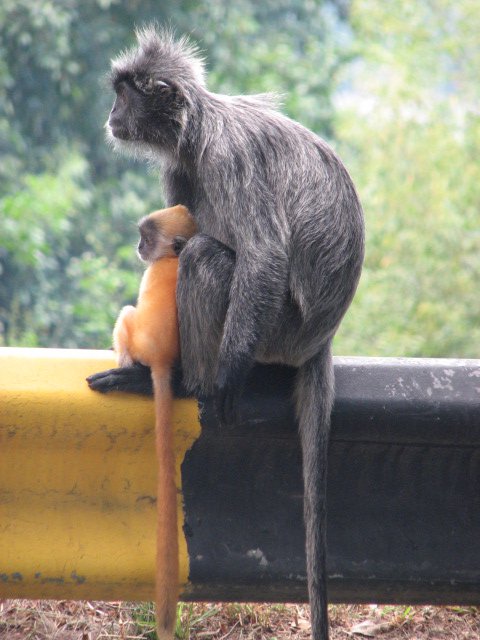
[0,600,479,639]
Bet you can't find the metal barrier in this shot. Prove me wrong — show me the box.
[1,348,479,604]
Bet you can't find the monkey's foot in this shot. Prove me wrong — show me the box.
[87,362,153,396]
[87,361,192,398]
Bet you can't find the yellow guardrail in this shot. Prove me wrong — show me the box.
[2,349,480,605]
[0,347,201,601]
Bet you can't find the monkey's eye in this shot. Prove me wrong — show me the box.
[154,80,170,90]
[173,236,187,255]
[133,74,170,96]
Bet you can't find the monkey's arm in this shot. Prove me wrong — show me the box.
[215,242,289,427]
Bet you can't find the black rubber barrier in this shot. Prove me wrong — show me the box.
[181,357,480,604]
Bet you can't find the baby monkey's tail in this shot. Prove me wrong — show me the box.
[151,366,179,640]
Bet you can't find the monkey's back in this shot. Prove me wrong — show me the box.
[131,258,180,368]
[183,95,364,337]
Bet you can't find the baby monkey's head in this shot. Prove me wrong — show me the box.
[137,204,197,263]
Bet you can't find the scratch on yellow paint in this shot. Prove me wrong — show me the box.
[0,347,201,601]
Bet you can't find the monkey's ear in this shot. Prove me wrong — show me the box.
[173,236,188,255]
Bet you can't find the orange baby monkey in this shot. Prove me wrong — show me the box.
[113,205,197,640]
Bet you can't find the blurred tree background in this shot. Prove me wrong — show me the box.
[0,0,478,356]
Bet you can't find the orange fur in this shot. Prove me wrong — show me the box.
[113,205,196,640]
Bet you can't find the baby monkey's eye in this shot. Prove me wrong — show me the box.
[173,236,187,255]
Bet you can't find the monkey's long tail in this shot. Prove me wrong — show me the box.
[295,343,334,640]
[151,366,179,640]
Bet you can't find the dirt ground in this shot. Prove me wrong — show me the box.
[0,600,479,639]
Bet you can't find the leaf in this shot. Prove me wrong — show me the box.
[351,619,395,636]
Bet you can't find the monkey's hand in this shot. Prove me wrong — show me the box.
[87,362,153,396]
[214,358,251,428]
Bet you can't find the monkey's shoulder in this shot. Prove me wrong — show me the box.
[211,94,334,165]
[228,93,281,112]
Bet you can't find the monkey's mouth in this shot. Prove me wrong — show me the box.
[110,124,131,140]
[106,118,131,140]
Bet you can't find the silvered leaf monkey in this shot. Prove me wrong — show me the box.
[88,27,364,640]
[112,204,197,640]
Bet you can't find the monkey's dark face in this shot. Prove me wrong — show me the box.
[137,218,164,262]
[107,27,206,154]
[137,217,187,263]
[107,71,185,149]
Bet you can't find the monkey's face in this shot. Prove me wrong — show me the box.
[137,206,197,263]
[137,218,169,263]
[137,220,190,263]
[107,27,206,156]
[107,71,185,150]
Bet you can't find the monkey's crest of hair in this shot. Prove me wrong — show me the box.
[112,25,206,89]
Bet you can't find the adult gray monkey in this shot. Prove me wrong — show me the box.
[88,26,364,640]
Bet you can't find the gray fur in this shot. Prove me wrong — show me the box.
[108,27,364,640]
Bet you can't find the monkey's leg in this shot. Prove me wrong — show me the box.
[177,234,235,396]
[113,305,136,367]
[88,307,155,395]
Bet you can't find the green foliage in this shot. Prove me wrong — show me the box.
[334,0,480,357]
[130,601,222,639]
[131,602,156,639]
[1,0,479,359]
[0,151,143,347]
[174,602,221,639]
[0,0,349,349]
[186,0,351,135]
